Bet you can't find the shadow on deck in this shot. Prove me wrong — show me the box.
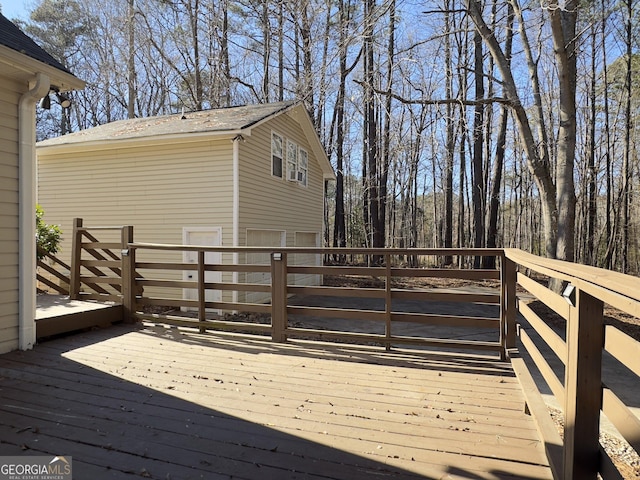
[0,324,552,479]
[36,294,122,339]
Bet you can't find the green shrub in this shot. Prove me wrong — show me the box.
[36,205,62,261]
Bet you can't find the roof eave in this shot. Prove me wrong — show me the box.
[37,129,244,154]
[0,44,85,91]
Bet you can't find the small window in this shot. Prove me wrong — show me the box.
[298,148,308,187]
[272,132,283,178]
[287,140,298,181]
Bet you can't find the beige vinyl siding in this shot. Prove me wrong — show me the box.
[0,78,21,353]
[37,139,234,300]
[238,114,323,249]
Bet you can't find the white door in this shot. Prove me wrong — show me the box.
[182,227,222,311]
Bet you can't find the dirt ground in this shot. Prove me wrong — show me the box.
[323,273,640,341]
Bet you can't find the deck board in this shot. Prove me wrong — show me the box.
[0,324,552,479]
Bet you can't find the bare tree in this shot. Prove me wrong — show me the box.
[465,0,578,264]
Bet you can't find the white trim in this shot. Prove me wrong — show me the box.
[0,45,85,91]
[232,135,241,304]
[286,139,298,182]
[271,131,284,179]
[19,72,51,351]
[37,130,246,154]
[298,147,309,187]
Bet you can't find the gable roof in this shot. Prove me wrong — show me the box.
[39,101,296,146]
[38,101,335,179]
[0,13,70,74]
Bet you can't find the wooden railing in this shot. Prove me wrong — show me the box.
[36,247,71,295]
[504,248,640,480]
[68,218,133,303]
[59,219,640,479]
[124,244,507,355]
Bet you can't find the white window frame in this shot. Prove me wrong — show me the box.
[286,139,298,182]
[271,132,283,178]
[297,148,308,187]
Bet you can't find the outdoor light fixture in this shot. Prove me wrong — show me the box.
[56,92,71,108]
[562,283,576,307]
[38,94,51,110]
[38,88,72,110]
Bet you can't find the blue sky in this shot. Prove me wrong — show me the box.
[1,0,30,21]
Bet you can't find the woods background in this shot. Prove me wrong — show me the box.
[8,0,640,273]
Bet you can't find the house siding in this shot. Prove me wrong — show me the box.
[37,139,235,299]
[0,78,21,353]
[37,105,329,306]
[238,113,324,248]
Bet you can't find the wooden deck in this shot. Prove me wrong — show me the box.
[36,294,122,339]
[0,324,552,479]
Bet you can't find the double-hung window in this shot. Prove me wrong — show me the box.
[271,132,283,178]
[286,140,298,181]
[273,133,308,187]
[298,148,308,187]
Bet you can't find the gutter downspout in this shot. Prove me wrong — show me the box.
[232,134,242,304]
[18,72,50,350]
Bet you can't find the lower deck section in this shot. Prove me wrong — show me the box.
[36,294,122,339]
[0,324,552,479]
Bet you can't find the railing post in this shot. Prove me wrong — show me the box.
[198,250,206,333]
[563,286,604,480]
[69,218,83,300]
[501,255,517,360]
[384,253,392,351]
[271,252,287,342]
[120,225,135,323]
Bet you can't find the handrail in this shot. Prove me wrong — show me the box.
[505,248,640,317]
[124,244,506,355]
[504,248,640,480]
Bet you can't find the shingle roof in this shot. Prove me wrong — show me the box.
[0,13,71,74]
[38,101,298,147]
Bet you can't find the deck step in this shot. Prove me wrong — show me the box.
[36,295,122,339]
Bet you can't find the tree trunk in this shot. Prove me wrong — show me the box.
[621,0,633,273]
[262,0,270,102]
[549,0,578,263]
[443,0,454,265]
[127,0,136,118]
[471,4,485,268]
[484,1,513,269]
[332,0,349,256]
[465,0,558,259]
[586,21,598,265]
[380,0,396,249]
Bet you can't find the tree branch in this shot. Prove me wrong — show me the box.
[352,79,512,106]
